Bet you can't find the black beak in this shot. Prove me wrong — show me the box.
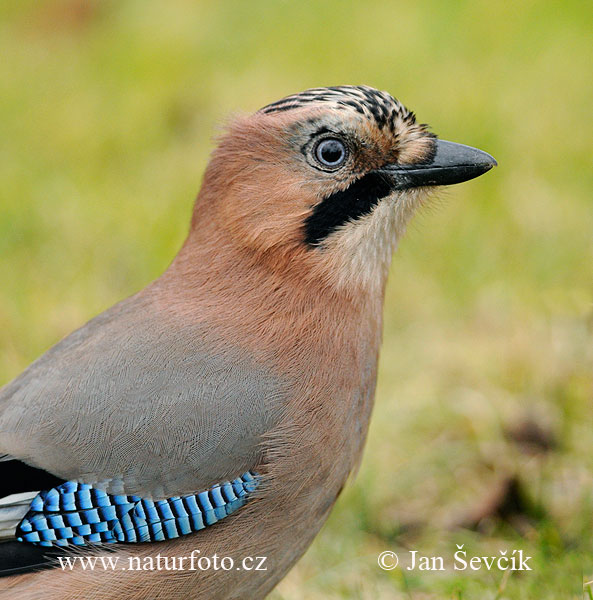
[382,139,497,190]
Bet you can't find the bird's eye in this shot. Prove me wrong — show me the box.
[314,138,347,168]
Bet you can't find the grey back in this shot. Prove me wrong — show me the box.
[0,295,288,499]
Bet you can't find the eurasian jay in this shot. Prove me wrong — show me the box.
[0,86,496,599]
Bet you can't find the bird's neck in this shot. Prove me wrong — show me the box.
[161,218,386,358]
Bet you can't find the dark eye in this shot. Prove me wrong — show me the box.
[314,138,347,168]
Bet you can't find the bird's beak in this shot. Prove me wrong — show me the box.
[382,140,497,190]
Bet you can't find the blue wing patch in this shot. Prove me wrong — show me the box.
[16,471,259,547]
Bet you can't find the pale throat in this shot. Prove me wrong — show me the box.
[319,190,424,294]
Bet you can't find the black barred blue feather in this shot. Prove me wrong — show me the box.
[16,471,259,547]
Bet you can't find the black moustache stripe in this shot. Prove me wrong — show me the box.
[304,172,395,246]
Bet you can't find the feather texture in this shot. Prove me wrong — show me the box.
[0,293,286,499]
[16,471,258,547]
[0,492,38,539]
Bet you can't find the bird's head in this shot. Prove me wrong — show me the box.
[192,86,496,295]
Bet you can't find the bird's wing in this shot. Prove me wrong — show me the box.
[0,292,287,502]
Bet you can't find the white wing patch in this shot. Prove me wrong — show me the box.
[0,491,38,540]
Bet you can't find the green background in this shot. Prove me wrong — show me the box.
[1,1,592,598]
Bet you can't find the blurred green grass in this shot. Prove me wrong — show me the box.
[1,1,592,598]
